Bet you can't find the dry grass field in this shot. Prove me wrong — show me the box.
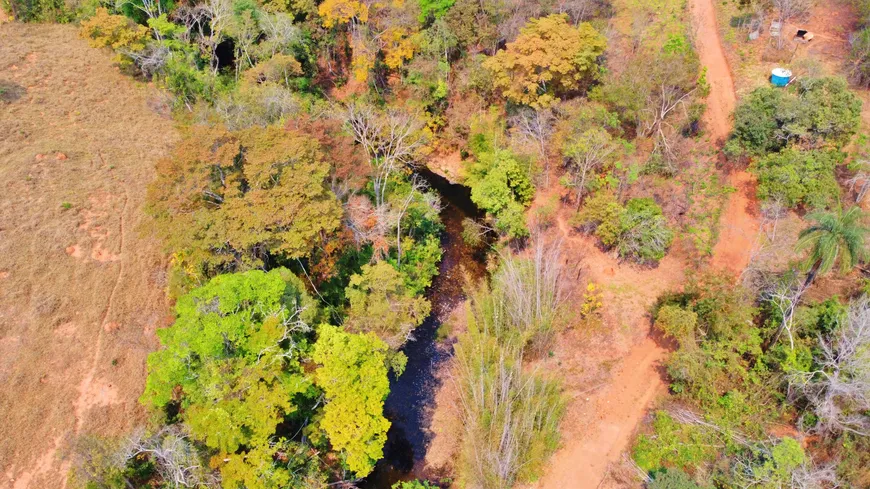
[0,23,177,489]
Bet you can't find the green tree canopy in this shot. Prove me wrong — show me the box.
[617,198,674,264]
[727,77,862,156]
[311,324,395,477]
[345,261,432,348]
[752,148,843,210]
[466,148,535,239]
[141,268,325,486]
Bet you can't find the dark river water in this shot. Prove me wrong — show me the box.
[361,168,487,488]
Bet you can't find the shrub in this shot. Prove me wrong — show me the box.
[2,0,69,21]
[159,53,219,108]
[728,78,861,156]
[752,148,843,209]
[633,411,719,473]
[571,190,624,247]
[244,53,304,88]
[79,8,150,64]
[492,240,565,349]
[617,198,674,264]
[655,304,698,342]
[655,274,769,425]
[849,28,870,88]
[466,148,534,239]
[648,468,703,489]
[455,283,564,488]
[393,481,437,489]
[733,438,807,487]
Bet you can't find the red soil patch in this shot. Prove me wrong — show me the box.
[525,0,758,485]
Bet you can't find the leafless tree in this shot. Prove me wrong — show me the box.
[761,271,803,350]
[562,127,617,207]
[70,426,220,489]
[789,297,870,437]
[771,0,813,49]
[213,84,300,129]
[128,427,220,488]
[790,463,840,489]
[494,238,565,349]
[670,407,750,445]
[174,0,232,74]
[344,101,428,208]
[257,13,300,58]
[124,44,171,77]
[772,0,813,24]
[644,84,693,137]
[741,198,789,291]
[509,107,555,185]
[557,0,612,23]
[255,303,312,362]
[345,194,386,244]
[846,159,870,203]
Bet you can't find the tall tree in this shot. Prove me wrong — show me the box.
[771,206,869,348]
[311,324,396,477]
[344,102,428,209]
[797,206,869,288]
[483,14,606,108]
[141,269,327,487]
[345,262,431,348]
[148,126,342,282]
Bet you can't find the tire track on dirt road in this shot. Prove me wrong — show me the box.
[531,0,753,486]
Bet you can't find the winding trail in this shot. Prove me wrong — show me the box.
[532,0,757,486]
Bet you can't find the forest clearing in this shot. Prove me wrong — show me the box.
[2,0,870,486]
[0,22,177,488]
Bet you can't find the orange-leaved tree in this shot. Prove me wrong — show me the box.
[483,14,606,108]
[147,125,342,287]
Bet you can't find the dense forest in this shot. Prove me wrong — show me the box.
[3,0,870,486]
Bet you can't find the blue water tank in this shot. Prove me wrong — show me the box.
[771,68,792,87]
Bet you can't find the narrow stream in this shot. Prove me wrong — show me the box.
[362,168,488,488]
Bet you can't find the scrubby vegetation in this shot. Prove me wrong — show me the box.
[636,266,870,486]
[455,241,566,488]
[8,0,870,484]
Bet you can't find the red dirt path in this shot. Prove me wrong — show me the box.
[527,0,759,486]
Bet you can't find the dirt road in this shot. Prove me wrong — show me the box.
[696,0,761,274]
[530,0,752,486]
[0,24,176,488]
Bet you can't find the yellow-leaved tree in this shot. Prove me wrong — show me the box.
[79,7,150,65]
[484,14,607,108]
[312,324,396,477]
[318,0,370,27]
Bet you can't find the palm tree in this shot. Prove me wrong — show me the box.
[770,206,869,349]
[796,206,869,287]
